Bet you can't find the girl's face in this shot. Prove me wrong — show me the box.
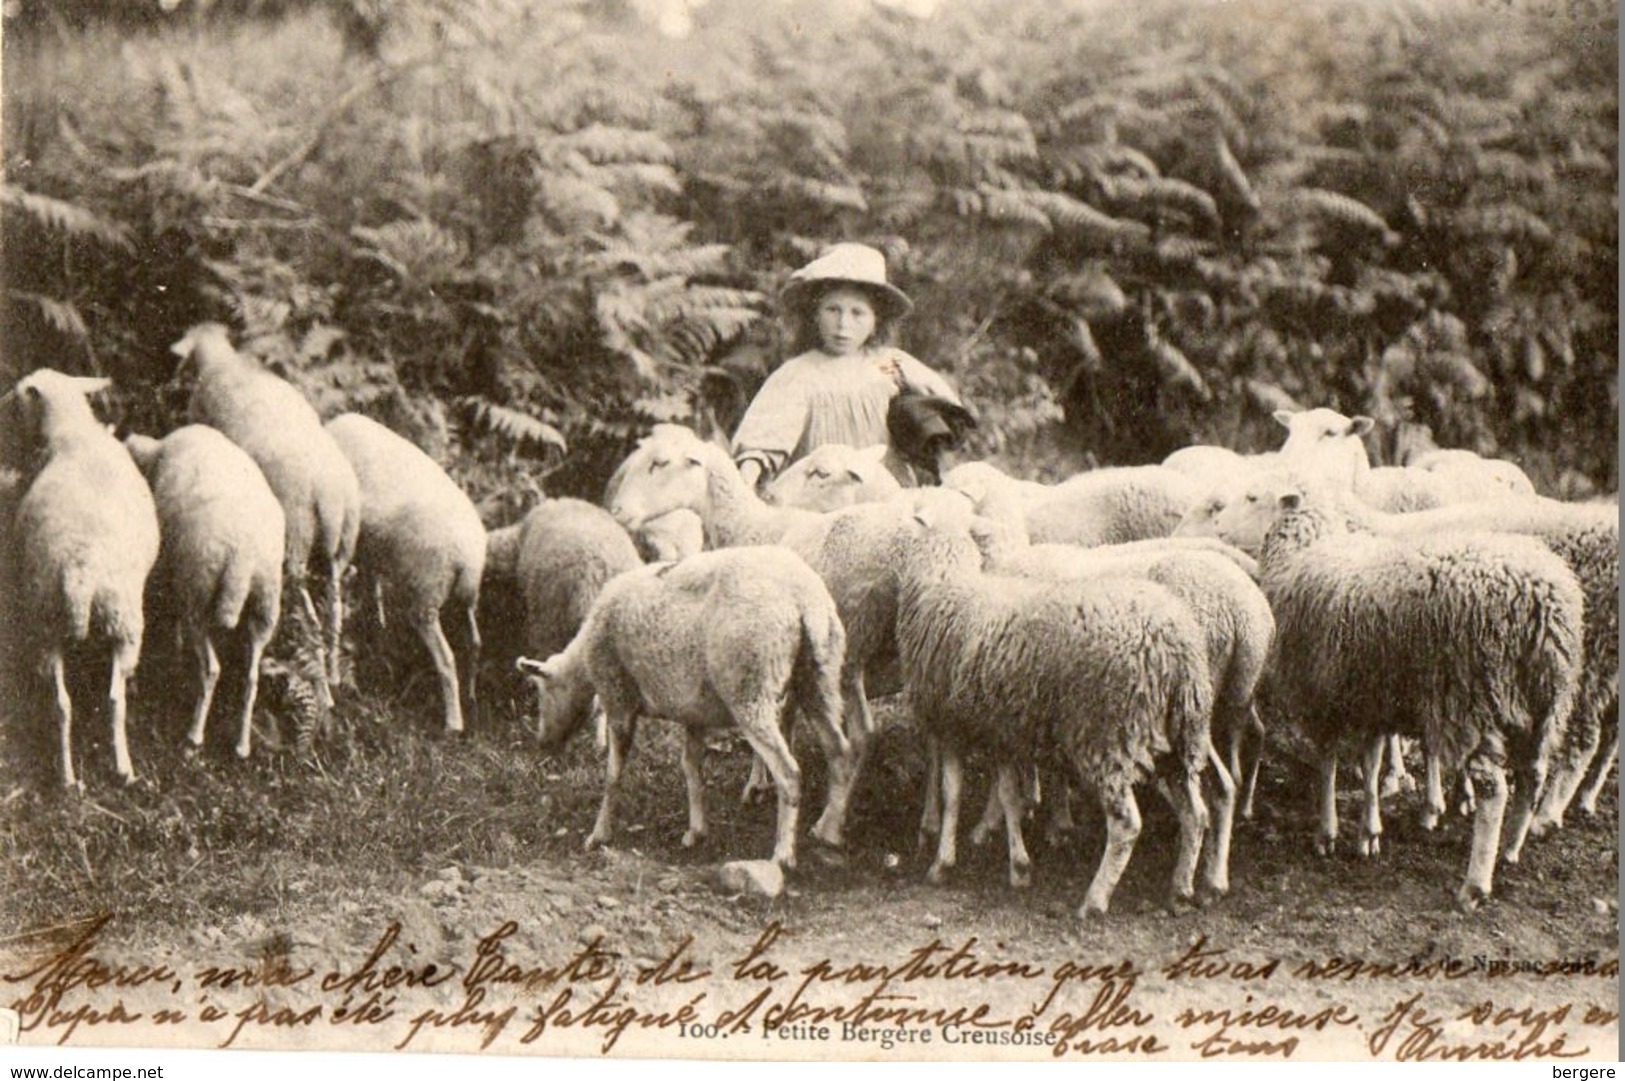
[814,287,877,356]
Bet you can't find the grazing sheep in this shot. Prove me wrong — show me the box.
[897,518,1218,916]
[1394,422,1538,497]
[974,526,1275,881]
[325,413,486,734]
[174,324,360,705]
[1202,480,1618,838]
[765,443,901,512]
[9,371,160,787]
[943,461,1205,547]
[1243,476,1582,910]
[518,547,856,867]
[496,497,643,667]
[124,426,284,758]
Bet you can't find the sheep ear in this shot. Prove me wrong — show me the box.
[67,376,113,398]
[170,329,197,359]
[1273,409,1296,429]
[516,656,555,680]
[1348,416,1375,437]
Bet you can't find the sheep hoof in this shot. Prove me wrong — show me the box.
[183,742,204,762]
[234,743,252,761]
[1455,884,1488,913]
[584,830,610,851]
[1202,881,1230,903]
[775,852,797,872]
[1526,816,1556,841]
[1456,797,1476,818]
[1380,773,1416,799]
[1358,834,1381,859]
[1076,899,1109,921]
[926,862,951,885]
[1421,809,1442,832]
[1314,835,1336,858]
[1009,862,1032,890]
[1578,799,1600,819]
[1166,891,1199,915]
[968,824,994,848]
[681,828,706,849]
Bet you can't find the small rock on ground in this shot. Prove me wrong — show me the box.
[716,860,784,899]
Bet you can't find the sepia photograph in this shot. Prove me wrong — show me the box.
[0,0,1617,1066]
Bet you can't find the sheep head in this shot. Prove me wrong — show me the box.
[170,322,246,382]
[607,427,712,532]
[8,370,114,456]
[766,443,897,511]
[1274,407,1375,488]
[517,654,595,749]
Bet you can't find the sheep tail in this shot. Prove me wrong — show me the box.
[1167,649,1215,782]
[793,602,849,757]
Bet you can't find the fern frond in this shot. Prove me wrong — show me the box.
[460,397,569,456]
[1275,188,1398,245]
[553,124,675,166]
[1100,175,1220,229]
[1448,203,1555,248]
[351,220,470,286]
[1148,339,1209,401]
[0,185,134,252]
[7,292,90,342]
[1026,190,1152,246]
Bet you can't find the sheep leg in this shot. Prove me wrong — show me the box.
[806,707,858,850]
[185,631,222,752]
[1042,764,1076,848]
[47,651,77,789]
[1577,733,1618,818]
[109,653,136,785]
[740,754,773,806]
[1358,734,1385,858]
[1501,754,1545,866]
[918,734,942,849]
[1201,745,1237,897]
[996,763,1032,888]
[587,712,637,850]
[734,705,802,869]
[1458,755,1509,912]
[680,727,707,849]
[1234,705,1266,821]
[927,744,963,884]
[1316,753,1339,857]
[461,601,481,731]
[413,613,465,734]
[1422,754,1446,831]
[1168,769,1210,907]
[1531,702,1604,836]
[1380,734,1416,796]
[1080,780,1141,919]
[299,584,335,717]
[237,623,271,760]
[326,558,346,691]
[970,781,1005,847]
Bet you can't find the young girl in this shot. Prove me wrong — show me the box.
[732,243,960,489]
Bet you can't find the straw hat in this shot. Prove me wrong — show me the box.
[780,243,914,321]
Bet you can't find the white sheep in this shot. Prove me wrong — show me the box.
[1161,408,1373,496]
[943,460,1204,547]
[174,324,360,705]
[1201,479,1617,836]
[610,426,823,548]
[972,525,1274,888]
[517,546,856,867]
[490,497,643,667]
[1241,476,1583,910]
[765,443,901,512]
[325,413,486,734]
[1407,449,1537,498]
[604,429,707,561]
[8,371,160,787]
[124,426,284,759]
[897,519,1218,916]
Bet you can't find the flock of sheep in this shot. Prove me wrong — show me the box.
[2,324,1617,919]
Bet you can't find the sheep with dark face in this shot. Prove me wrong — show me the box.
[519,546,855,867]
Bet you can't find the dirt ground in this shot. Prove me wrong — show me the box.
[3,708,1618,1064]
